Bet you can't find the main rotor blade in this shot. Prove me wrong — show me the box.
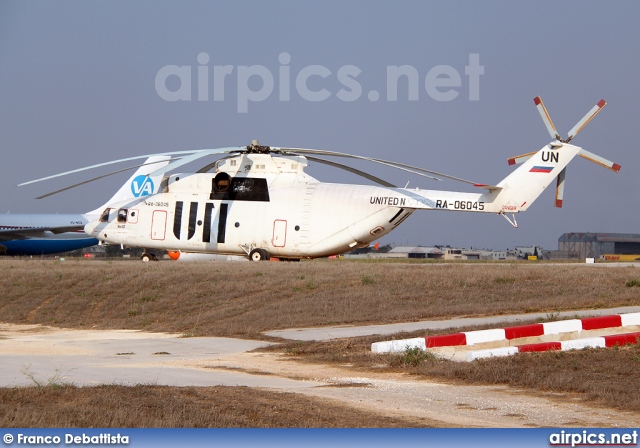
[18,147,244,187]
[276,147,441,181]
[534,96,561,141]
[145,148,240,177]
[368,157,476,185]
[566,99,606,143]
[34,160,175,200]
[304,155,397,187]
[276,147,498,187]
[578,148,621,172]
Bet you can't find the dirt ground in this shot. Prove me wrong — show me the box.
[2,323,638,428]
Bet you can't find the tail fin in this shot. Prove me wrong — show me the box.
[493,143,581,212]
[85,156,170,215]
[504,146,620,209]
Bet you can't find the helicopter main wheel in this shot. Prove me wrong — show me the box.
[249,249,270,262]
[141,252,158,262]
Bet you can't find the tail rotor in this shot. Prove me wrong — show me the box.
[509,96,620,208]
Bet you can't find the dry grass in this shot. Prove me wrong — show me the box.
[1,258,639,426]
[1,259,637,339]
[0,385,426,427]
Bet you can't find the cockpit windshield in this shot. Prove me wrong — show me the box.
[99,208,111,222]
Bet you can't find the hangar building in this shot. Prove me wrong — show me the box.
[557,233,640,259]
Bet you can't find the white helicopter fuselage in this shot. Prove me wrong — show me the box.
[86,154,413,259]
[83,142,602,260]
[25,97,615,262]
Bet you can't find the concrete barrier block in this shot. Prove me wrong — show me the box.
[517,341,562,352]
[603,332,640,347]
[504,323,544,340]
[581,315,622,330]
[561,337,606,350]
[464,329,506,345]
[621,312,640,327]
[466,347,518,362]
[371,337,426,353]
[543,319,582,335]
[426,333,466,347]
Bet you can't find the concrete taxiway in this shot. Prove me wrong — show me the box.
[3,306,640,388]
[0,325,322,389]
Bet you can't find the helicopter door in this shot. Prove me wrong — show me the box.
[272,219,287,248]
[151,210,167,241]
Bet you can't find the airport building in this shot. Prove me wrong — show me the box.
[356,246,542,261]
[556,233,640,260]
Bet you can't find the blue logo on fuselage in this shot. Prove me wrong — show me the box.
[131,175,154,197]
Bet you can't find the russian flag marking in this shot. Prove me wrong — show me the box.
[529,166,553,173]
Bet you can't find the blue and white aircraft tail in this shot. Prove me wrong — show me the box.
[0,156,170,256]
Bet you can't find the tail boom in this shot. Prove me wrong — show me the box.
[395,144,583,215]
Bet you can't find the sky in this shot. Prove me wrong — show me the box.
[1,1,638,251]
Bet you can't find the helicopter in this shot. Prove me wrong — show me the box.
[21,97,620,261]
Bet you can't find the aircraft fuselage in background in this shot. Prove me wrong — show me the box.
[0,214,96,255]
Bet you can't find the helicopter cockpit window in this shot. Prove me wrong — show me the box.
[213,172,231,193]
[117,209,128,223]
[99,208,111,222]
[210,174,270,202]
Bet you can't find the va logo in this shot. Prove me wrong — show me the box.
[131,175,155,197]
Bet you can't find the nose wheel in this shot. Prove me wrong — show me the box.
[249,248,270,262]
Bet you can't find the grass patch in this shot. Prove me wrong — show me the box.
[494,277,516,284]
[392,347,437,367]
[361,275,375,285]
[0,385,425,427]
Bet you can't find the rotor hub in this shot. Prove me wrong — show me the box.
[246,140,271,154]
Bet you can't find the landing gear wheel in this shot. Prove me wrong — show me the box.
[141,253,158,262]
[249,249,270,261]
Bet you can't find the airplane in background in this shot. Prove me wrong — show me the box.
[0,156,170,256]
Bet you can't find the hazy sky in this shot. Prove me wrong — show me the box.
[1,1,638,250]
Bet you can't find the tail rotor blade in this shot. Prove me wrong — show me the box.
[534,96,561,141]
[507,151,537,166]
[555,168,566,208]
[578,148,621,172]
[566,99,606,143]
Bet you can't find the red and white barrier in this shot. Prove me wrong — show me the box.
[371,312,640,356]
[467,332,640,361]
